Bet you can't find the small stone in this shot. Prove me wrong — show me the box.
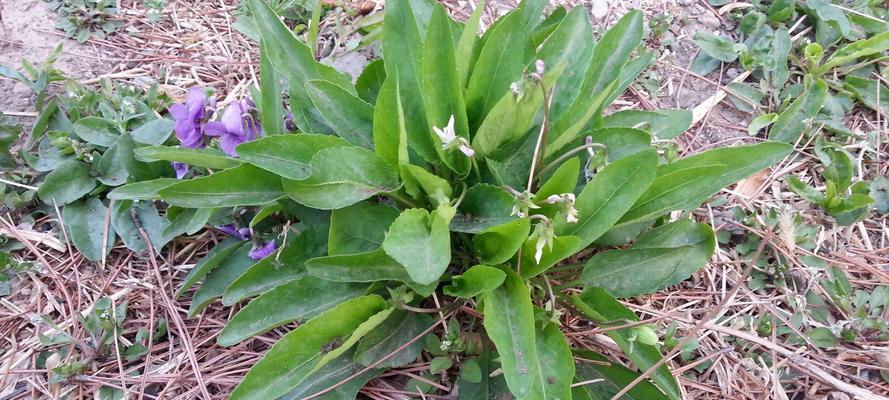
[726,67,739,79]
[590,0,609,21]
[698,12,721,29]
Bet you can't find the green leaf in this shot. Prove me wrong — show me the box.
[538,7,595,122]
[422,5,470,176]
[555,149,657,248]
[38,160,96,206]
[768,78,828,143]
[816,140,853,192]
[73,116,118,147]
[465,10,524,129]
[63,198,114,262]
[806,0,850,45]
[218,276,367,347]
[188,244,256,316]
[382,206,455,285]
[870,177,889,214]
[589,127,651,162]
[748,113,777,136]
[788,176,826,205]
[97,132,136,186]
[844,75,889,116]
[654,142,793,208]
[819,31,889,73]
[305,80,375,149]
[111,201,171,254]
[356,59,386,104]
[572,349,670,400]
[450,184,517,233]
[258,42,285,136]
[692,32,738,62]
[483,267,536,398]
[0,112,22,168]
[455,0,484,87]
[283,147,400,210]
[473,218,530,265]
[430,356,453,374]
[229,295,387,400]
[372,73,410,167]
[519,235,584,278]
[278,347,380,400]
[107,178,178,200]
[160,164,284,208]
[329,201,400,255]
[135,146,242,169]
[305,249,436,296]
[162,207,212,238]
[535,157,580,215]
[526,321,574,400]
[176,239,246,297]
[401,164,453,205]
[617,164,726,225]
[808,327,838,348]
[601,109,692,140]
[131,118,174,146]
[443,265,506,298]
[353,309,433,368]
[829,194,874,226]
[570,289,681,400]
[236,134,350,180]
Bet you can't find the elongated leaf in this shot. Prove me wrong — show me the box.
[372,73,409,167]
[230,295,387,400]
[236,134,350,180]
[580,246,694,296]
[601,109,692,140]
[353,309,433,368]
[283,147,400,210]
[570,289,681,400]
[279,347,380,400]
[455,0,484,86]
[63,198,114,262]
[819,31,889,73]
[305,80,375,149]
[617,164,726,225]
[356,59,386,104]
[401,164,453,205]
[526,321,574,400]
[329,201,400,256]
[97,132,135,186]
[162,207,212,238]
[589,127,651,162]
[572,349,670,400]
[160,164,284,208]
[135,146,242,169]
[73,117,118,147]
[258,42,285,136]
[111,201,171,254]
[450,184,516,233]
[176,239,246,297]
[131,118,174,145]
[554,149,657,248]
[107,178,178,200]
[218,276,367,346]
[382,205,455,285]
[483,267,536,398]
[188,244,256,316]
[768,78,828,143]
[538,7,595,121]
[443,265,506,298]
[465,11,524,129]
[473,218,530,265]
[518,234,583,278]
[305,249,435,296]
[38,160,96,206]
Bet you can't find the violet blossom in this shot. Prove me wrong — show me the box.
[205,98,262,157]
[173,162,189,179]
[168,88,213,149]
[216,224,251,241]
[215,224,277,260]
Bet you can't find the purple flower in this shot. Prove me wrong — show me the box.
[168,88,212,148]
[248,240,277,260]
[173,162,190,179]
[205,98,262,157]
[216,224,251,240]
[284,111,297,131]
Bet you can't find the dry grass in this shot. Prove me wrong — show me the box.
[1,0,887,399]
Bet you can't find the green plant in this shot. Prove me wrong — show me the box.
[104,0,796,398]
[143,0,166,22]
[0,45,67,112]
[44,0,122,43]
[787,138,874,225]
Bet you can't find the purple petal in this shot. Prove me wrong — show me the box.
[221,103,245,139]
[248,241,277,260]
[173,162,189,179]
[203,121,228,137]
[284,111,296,131]
[216,224,250,240]
[219,133,245,157]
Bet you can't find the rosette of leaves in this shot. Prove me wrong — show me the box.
[148,0,792,398]
[44,0,123,43]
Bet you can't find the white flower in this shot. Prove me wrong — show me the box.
[545,193,579,224]
[433,115,457,145]
[534,59,545,76]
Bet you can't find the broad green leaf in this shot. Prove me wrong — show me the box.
[283,147,399,210]
[382,205,455,285]
[383,0,435,161]
[229,295,387,400]
[554,149,657,248]
[176,239,246,297]
[483,267,536,398]
[769,78,828,143]
[816,140,853,192]
[236,134,350,180]
[617,164,726,225]
[107,178,178,200]
[305,249,436,296]
[655,141,793,206]
[329,201,400,255]
[422,5,470,176]
[305,80,375,149]
[535,157,580,215]
[473,218,530,265]
[356,59,386,104]
[63,198,114,262]
[258,42,285,136]
[589,127,651,162]
[218,276,367,346]
[450,184,516,233]
[693,32,738,62]
[531,6,567,46]
[570,289,681,400]
[162,207,213,238]
[372,74,410,167]
[279,347,380,400]
[97,132,136,186]
[73,117,118,147]
[443,265,506,298]
[131,118,174,146]
[135,146,242,169]
[526,321,574,400]
[465,11,524,129]
[633,220,716,284]
[401,164,453,206]
[160,164,284,208]
[0,112,21,168]
[538,7,595,121]
[455,0,484,87]
[353,309,433,368]
[111,201,171,254]
[819,31,889,73]
[222,227,328,305]
[518,235,583,279]
[844,75,889,116]
[806,0,850,45]
[579,247,695,296]
[600,109,692,140]
[545,81,615,160]
[830,194,874,225]
[188,244,256,316]
[572,349,670,400]
[788,176,827,205]
[748,113,777,136]
[38,160,96,206]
